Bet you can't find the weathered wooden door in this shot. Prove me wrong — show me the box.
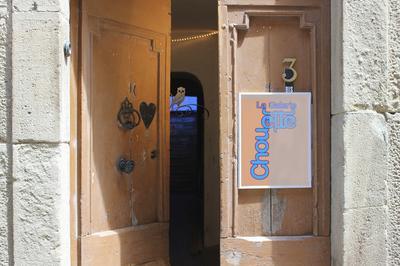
[79,0,170,264]
[219,0,331,265]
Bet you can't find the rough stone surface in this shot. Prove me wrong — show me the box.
[330,0,400,264]
[0,0,11,265]
[389,0,400,111]
[0,144,9,265]
[344,112,387,209]
[0,2,11,142]
[332,0,391,114]
[387,113,400,265]
[13,0,69,18]
[331,0,343,115]
[13,144,69,265]
[8,1,71,264]
[341,207,387,266]
[12,11,69,143]
[331,112,388,265]
[333,112,387,209]
[331,113,345,266]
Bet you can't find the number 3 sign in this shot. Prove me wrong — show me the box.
[282,58,298,83]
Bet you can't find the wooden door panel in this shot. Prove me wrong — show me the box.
[81,223,169,265]
[219,0,330,263]
[221,236,330,265]
[86,0,170,34]
[235,16,312,92]
[236,190,270,236]
[90,23,162,232]
[234,15,315,236]
[229,8,328,237]
[80,0,170,264]
[90,27,138,231]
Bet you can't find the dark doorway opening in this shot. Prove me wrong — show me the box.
[170,72,206,265]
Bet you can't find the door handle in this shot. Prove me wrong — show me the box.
[117,158,135,174]
[117,97,141,130]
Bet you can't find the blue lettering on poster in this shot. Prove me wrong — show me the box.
[250,101,297,180]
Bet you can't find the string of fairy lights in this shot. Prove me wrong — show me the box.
[171,31,219,43]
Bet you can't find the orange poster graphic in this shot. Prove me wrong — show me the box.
[238,93,312,189]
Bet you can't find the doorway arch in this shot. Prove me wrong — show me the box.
[169,72,205,265]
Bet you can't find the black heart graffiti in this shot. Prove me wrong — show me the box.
[140,102,156,129]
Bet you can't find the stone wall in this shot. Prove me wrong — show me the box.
[0,0,11,264]
[331,0,400,265]
[0,0,70,265]
[387,1,400,264]
[387,114,400,265]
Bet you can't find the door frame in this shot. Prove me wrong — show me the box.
[70,0,81,264]
[70,0,333,265]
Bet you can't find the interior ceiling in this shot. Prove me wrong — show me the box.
[172,0,218,30]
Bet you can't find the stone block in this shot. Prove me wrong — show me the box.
[389,0,400,111]
[342,207,387,266]
[388,113,400,183]
[0,143,9,265]
[13,143,70,265]
[12,11,69,143]
[332,0,391,114]
[332,112,388,265]
[332,111,387,210]
[387,182,400,266]
[13,0,69,19]
[331,113,344,209]
[387,113,400,265]
[331,113,345,266]
[0,5,11,142]
[332,207,387,266]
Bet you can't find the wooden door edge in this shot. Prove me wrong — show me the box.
[70,0,82,264]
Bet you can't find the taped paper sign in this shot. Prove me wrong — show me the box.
[238,92,312,189]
